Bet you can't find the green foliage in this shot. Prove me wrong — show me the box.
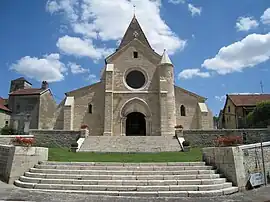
[0,126,16,135]
[247,101,270,128]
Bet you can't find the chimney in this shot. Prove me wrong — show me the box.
[41,81,48,89]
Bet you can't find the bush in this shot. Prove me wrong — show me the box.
[71,142,78,148]
[175,125,183,129]
[11,136,35,147]
[182,141,190,146]
[214,135,243,146]
[80,124,88,129]
[1,126,16,135]
[246,101,270,128]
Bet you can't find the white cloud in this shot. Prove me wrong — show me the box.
[188,4,202,17]
[57,35,114,60]
[10,54,67,82]
[178,68,210,79]
[202,33,270,75]
[68,62,89,74]
[215,95,226,102]
[235,17,259,32]
[261,8,270,25]
[168,0,185,4]
[46,0,186,55]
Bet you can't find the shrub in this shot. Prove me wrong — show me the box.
[175,125,183,129]
[182,141,190,147]
[12,136,35,147]
[71,142,78,148]
[80,124,88,129]
[214,135,243,146]
[1,126,16,135]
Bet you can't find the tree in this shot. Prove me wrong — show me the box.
[247,101,270,128]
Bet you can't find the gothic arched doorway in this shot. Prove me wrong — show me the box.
[126,112,146,136]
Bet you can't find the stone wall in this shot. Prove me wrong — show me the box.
[183,128,270,147]
[0,135,34,145]
[30,130,80,148]
[0,145,48,184]
[203,142,270,191]
[240,143,270,185]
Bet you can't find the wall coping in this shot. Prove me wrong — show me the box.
[0,135,34,138]
[237,141,270,150]
[29,130,80,132]
[182,128,270,132]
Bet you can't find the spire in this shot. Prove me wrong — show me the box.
[160,49,173,65]
[118,16,152,50]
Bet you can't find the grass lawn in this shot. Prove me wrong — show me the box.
[48,148,203,162]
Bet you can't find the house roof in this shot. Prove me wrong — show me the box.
[12,77,32,85]
[0,97,11,112]
[228,94,270,106]
[9,88,48,96]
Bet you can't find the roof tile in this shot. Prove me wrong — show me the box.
[228,94,270,106]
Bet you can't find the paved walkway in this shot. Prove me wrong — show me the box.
[1,181,270,202]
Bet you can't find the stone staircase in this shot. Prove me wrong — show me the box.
[14,161,238,197]
[79,136,182,152]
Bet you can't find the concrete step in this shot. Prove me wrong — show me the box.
[14,180,232,191]
[14,180,238,197]
[34,164,213,171]
[29,168,216,175]
[39,161,206,166]
[19,176,227,185]
[24,172,222,180]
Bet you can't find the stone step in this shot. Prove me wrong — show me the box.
[14,180,232,191]
[34,164,213,171]
[24,172,222,180]
[39,161,206,166]
[14,180,238,197]
[29,168,216,175]
[19,176,227,185]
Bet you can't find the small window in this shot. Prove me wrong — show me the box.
[5,121,8,126]
[228,106,230,112]
[180,105,186,116]
[16,104,20,113]
[133,51,138,58]
[88,104,92,114]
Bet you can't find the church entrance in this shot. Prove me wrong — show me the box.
[126,112,146,136]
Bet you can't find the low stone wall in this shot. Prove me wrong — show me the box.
[183,129,270,147]
[0,135,34,145]
[0,145,48,184]
[30,130,80,148]
[203,142,270,191]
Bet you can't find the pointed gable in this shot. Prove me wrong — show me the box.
[118,16,152,50]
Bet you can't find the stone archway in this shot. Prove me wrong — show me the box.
[120,98,151,136]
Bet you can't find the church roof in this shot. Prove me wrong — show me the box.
[118,15,152,50]
[12,77,32,85]
[160,49,172,65]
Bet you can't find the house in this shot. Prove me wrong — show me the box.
[0,97,11,129]
[8,77,57,132]
[221,93,270,129]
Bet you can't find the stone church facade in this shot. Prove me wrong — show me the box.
[54,16,213,136]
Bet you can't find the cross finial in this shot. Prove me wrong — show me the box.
[133,5,136,16]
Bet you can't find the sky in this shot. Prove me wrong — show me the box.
[0,0,270,116]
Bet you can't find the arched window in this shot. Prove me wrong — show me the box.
[180,105,186,116]
[88,104,92,114]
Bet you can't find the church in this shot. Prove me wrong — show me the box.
[53,16,214,136]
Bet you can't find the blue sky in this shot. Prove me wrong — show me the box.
[0,0,270,116]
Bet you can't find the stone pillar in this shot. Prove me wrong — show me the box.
[64,97,74,130]
[80,128,89,138]
[103,64,114,136]
[158,65,176,135]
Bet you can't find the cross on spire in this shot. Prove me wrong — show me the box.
[133,5,136,16]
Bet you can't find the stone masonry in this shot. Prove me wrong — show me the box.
[51,16,213,136]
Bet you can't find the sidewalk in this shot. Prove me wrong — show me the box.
[0,181,270,202]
